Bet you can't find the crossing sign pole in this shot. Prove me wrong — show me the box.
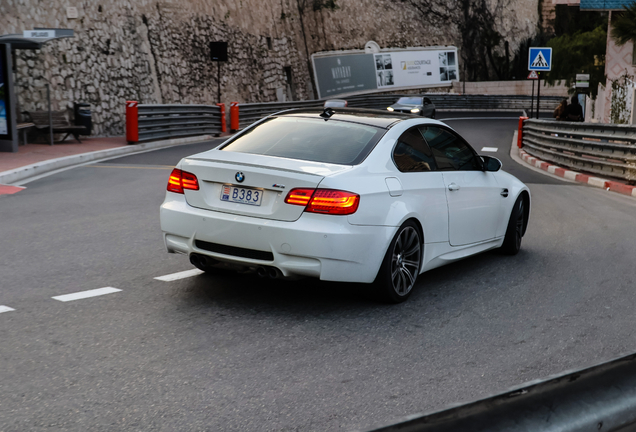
[529,48,552,119]
[536,72,541,119]
[527,71,538,117]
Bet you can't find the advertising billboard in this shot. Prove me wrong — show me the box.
[313,47,459,99]
[0,44,10,138]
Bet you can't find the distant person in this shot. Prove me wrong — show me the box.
[553,99,568,121]
[566,95,583,122]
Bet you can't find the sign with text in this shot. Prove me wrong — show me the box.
[528,47,552,71]
[23,30,55,39]
[312,48,459,99]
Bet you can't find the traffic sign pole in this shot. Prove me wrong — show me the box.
[527,71,538,118]
[536,72,541,119]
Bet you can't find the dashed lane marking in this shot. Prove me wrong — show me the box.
[481,147,498,152]
[154,269,204,282]
[52,287,122,302]
[0,305,16,313]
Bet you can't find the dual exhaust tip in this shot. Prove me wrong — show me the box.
[190,253,282,279]
[257,266,282,279]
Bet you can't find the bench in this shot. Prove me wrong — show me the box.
[25,110,87,143]
[16,121,35,145]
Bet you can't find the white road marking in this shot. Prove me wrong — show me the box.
[481,147,498,152]
[0,305,16,313]
[52,287,122,302]
[154,269,204,282]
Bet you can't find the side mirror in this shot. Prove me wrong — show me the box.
[481,155,502,172]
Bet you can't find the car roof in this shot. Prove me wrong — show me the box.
[274,107,419,129]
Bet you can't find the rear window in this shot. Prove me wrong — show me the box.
[220,117,385,165]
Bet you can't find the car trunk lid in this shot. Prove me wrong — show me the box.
[179,150,351,222]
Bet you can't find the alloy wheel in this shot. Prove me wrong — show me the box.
[390,226,421,296]
[515,199,524,250]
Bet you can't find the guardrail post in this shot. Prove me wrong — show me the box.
[230,102,239,132]
[518,116,528,148]
[216,103,226,133]
[126,101,139,144]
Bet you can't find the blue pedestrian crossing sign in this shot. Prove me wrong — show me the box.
[528,47,552,71]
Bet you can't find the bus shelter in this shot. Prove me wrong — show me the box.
[0,29,74,152]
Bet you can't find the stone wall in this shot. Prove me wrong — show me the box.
[1,0,542,136]
[452,80,570,97]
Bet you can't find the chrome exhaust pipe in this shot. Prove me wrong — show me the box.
[257,267,268,278]
[190,254,201,267]
[267,267,281,279]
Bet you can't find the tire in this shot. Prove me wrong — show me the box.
[500,195,526,255]
[374,221,422,303]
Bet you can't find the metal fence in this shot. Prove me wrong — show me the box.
[521,119,636,183]
[236,94,561,129]
[366,352,636,432]
[137,104,224,142]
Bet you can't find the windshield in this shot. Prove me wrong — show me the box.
[396,97,422,105]
[220,116,385,165]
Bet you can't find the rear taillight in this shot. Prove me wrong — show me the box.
[284,188,360,215]
[167,168,199,194]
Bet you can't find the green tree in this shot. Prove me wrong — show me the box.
[610,3,636,46]
[544,25,607,97]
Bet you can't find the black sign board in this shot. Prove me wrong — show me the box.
[210,42,228,62]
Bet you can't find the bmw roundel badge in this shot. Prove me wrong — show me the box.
[235,172,245,183]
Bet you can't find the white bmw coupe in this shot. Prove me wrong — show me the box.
[160,108,530,303]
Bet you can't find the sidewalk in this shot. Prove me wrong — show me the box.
[0,136,129,174]
[0,134,216,187]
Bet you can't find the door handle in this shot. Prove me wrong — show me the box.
[448,183,460,191]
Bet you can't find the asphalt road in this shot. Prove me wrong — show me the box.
[1,113,635,431]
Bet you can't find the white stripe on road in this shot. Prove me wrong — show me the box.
[52,287,122,302]
[154,269,204,282]
[481,147,498,152]
[0,305,15,313]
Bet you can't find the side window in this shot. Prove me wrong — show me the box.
[392,127,438,172]
[419,126,481,171]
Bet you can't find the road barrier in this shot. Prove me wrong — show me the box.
[234,94,561,129]
[521,119,636,183]
[366,352,636,432]
[126,103,225,143]
[125,94,563,143]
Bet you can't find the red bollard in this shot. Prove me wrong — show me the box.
[216,103,226,133]
[230,102,239,132]
[126,101,139,144]
[517,116,528,148]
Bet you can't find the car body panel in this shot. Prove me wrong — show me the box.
[160,109,530,285]
[388,96,435,118]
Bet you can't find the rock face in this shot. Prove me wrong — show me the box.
[1,0,540,135]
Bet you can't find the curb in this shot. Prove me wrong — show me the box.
[519,149,636,198]
[0,134,217,185]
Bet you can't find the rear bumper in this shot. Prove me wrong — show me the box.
[160,194,395,283]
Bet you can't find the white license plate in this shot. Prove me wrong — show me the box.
[220,185,263,206]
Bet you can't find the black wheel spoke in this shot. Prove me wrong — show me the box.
[389,226,421,297]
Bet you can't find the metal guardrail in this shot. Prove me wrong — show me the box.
[236,94,561,129]
[237,100,324,129]
[137,104,224,142]
[522,119,636,183]
[364,352,636,432]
